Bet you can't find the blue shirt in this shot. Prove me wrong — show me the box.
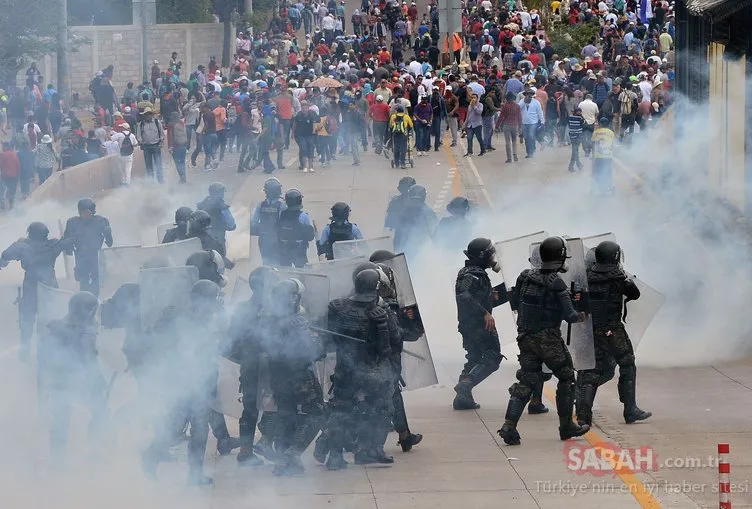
[251,199,287,232]
[318,222,363,247]
[518,98,544,124]
[220,208,237,231]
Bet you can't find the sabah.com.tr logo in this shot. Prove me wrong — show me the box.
[563,440,658,477]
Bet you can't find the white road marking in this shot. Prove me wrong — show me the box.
[457,140,496,211]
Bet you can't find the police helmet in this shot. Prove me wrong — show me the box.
[68,291,99,321]
[190,279,222,307]
[285,188,304,209]
[446,196,470,216]
[27,222,49,241]
[271,278,305,313]
[209,181,226,198]
[264,177,283,198]
[186,250,225,286]
[77,197,96,214]
[249,265,278,293]
[174,206,193,224]
[397,176,416,195]
[188,210,211,234]
[331,202,351,221]
[375,262,397,299]
[351,269,381,302]
[352,261,378,282]
[464,237,501,272]
[369,249,396,263]
[539,236,569,271]
[407,184,427,203]
[594,240,622,265]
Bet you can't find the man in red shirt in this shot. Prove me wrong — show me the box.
[0,142,20,209]
[378,47,392,65]
[368,95,391,152]
[273,89,295,150]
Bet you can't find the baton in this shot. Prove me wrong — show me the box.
[566,281,574,346]
[310,325,426,360]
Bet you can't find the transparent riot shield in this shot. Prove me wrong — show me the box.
[381,253,438,390]
[494,231,549,345]
[307,256,367,300]
[156,223,173,244]
[558,238,596,371]
[230,276,251,305]
[214,357,243,419]
[139,266,199,331]
[100,238,202,290]
[582,232,617,269]
[273,269,329,328]
[36,284,74,333]
[332,235,395,260]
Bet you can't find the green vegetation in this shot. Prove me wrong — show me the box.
[547,21,601,58]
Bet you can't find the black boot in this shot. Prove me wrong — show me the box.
[272,452,305,476]
[528,378,549,414]
[398,432,423,452]
[618,371,652,424]
[254,436,278,461]
[452,380,480,410]
[217,436,241,456]
[557,381,590,440]
[313,433,329,464]
[326,448,348,470]
[237,443,263,466]
[497,395,527,445]
[575,382,598,427]
[368,425,394,464]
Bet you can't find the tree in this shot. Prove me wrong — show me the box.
[157,0,214,24]
[213,0,240,67]
[0,0,58,88]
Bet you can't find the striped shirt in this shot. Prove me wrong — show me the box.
[568,115,584,139]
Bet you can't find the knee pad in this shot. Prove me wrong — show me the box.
[577,369,601,388]
[617,353,636,370]
[516,368,541,390]
[619,362,636,379]
[599,359,617,386]
[554,365,576,384]
[509,382,533,400]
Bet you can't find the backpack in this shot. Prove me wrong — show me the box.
[619,92,633,115]
[120,133,134,156]
[392,114,407,134]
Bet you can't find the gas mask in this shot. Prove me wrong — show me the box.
[489,251,502,273]
[210,250,228,287]
[375,263,397,300]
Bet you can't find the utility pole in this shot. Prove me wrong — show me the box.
[141,0,148,83]
[245,0,253,15]
[57,0,70,104]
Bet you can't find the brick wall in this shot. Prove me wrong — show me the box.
[34,23,227,100]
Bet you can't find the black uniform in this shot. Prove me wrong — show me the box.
[1,236,67,356]
[161,222,188,243]
[277,208,315,267]
[498,268,585,445]
[435,215,473,251]
[251,198,285,265]
[577,262,646,425]
[197,194,233,251]
[324,293,393,468]
[453,261,505,407]
[41,292,108,455]
[63,215,113,296]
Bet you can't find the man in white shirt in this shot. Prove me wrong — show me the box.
[408,59,423,76]
[637,73,653,104]
[518,9,532,29]
[578,94,599,156]
[111,126,139,185]
[511,33,524,52]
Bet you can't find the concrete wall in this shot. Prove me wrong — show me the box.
[36,23,226,99]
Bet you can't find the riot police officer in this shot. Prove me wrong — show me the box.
[453,238,505,410]
[317,202,363,261]
[325,269,393,469]
[393,184,437,257]
[498,236,590,445]
[186,210,235,269]
[277,188,315,268]
[577,240,651,426]
[197,182,236,252]
[262,278,325,476]
[251,178,286,266]
[227,266,279,466]
[384,176,416,231]
[185,250,228,288]
[0,222,68,361]
[435,196,473,251]
[42,291,109,456]
[63,197,113,296]
[161,206,193,243]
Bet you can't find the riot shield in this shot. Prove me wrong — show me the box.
[157,223,173,244]
[332,235,394,260]
[214,357,243,419]
[380,253,438,390]
[307,256,367,300]
[36,284,74,332]
[557,238,596,371]
[272,269,329,328]
[230,276,251,305]
[100,238,202,289]
[139,266,199,331]
[495,231,549,345]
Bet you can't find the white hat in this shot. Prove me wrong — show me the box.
[41,134,52,144]
[376,95,384,101]
[153,60,159,64]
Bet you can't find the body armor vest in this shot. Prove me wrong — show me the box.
[277,208,304,244]
[258,199,282,237]
[516,269,567,333]
[587,266,627,328]
[325,221,354,259]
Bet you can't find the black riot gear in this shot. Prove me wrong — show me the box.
[352,261,378,281]
[407,184,427,203]
[352,269,381,302]
[594,241,622,266]
[208,181,226,198]
[464,238,501,273]
[330,202,351,221]
[175,206,193,224]
[77,197,96,214]
[188,210,211,235]
[270,278,305,315]
[248,266,277,293]
[68,291,99,322]
[285,188,303,209]
[190,279,221,305]
[264,177,283,198]
[539,236,569,271]
[27,222,50,241]
[397,176,416,195]
[446,196,470,216]
[513,270,580,332]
